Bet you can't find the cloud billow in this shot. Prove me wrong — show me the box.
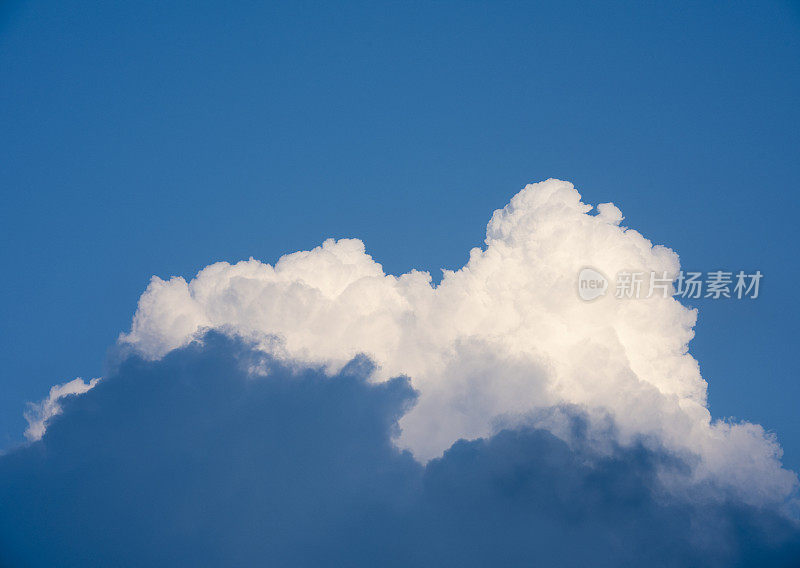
[1,333,798,567]
[117,179,796,505]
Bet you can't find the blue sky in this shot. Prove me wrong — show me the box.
[1,0,799,478]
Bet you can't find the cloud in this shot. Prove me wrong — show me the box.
[23,377,99,441]
[116,179,795,504]
[1,333,798,567]
[6,179,799,565]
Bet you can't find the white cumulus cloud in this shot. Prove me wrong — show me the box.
[118,179,795,505]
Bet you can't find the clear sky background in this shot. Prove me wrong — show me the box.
[1,1,798,469]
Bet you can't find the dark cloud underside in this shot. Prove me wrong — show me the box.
[1,333,798,567]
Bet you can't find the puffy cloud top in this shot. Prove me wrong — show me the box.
[119,179,793,504]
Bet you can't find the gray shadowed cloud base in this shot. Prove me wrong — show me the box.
[1,332,798,567]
